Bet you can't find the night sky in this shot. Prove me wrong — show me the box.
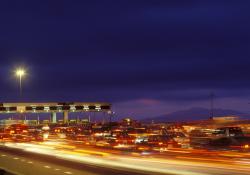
[1,1,250,119]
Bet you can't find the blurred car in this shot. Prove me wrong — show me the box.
[0,133,10,140]
[115,135,136,144]
[52,127,68,138]
[147,135,179,150]
[95,137,117,148]
[167,132,190,148]
[213,127,244,138]
[28,132,44,141]
[8,124,29,135]
[67,134,90,142]
[53,127,68,134]
[12,134,32,142]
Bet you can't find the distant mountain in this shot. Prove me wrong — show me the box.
[142,107,249,123]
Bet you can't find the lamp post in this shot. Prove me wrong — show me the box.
[16,69,25,98]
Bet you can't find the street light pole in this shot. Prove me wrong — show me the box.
[15,68,26,122]
[19,73,22,97]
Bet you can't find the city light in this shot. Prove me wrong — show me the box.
[15,69,25,77]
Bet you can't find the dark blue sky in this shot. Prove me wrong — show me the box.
[1,1,250,118]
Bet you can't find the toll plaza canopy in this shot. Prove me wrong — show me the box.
[0,102,111,113]
[0,102,111,123]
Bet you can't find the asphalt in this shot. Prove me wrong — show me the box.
[2,140,250,175]
[0,146,165,175]
[0,169,15,175]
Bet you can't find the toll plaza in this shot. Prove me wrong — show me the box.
[0,102,111,124]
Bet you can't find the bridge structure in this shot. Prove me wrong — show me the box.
[0,102,111,123]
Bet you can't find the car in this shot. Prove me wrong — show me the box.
[12,134,32,142]
[167,132,190,148]
[0,133,11,140]
[146,135,179,149]
[28,133,44,141]
[95,137,117,148]
[213,127,244,138]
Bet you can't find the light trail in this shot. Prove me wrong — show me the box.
[2,141,250,175]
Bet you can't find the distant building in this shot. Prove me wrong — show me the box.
[212,116,239,123]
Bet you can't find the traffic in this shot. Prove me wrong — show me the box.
[1,118,250,153]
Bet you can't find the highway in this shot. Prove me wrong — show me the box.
[0,149,95,175]
[0,147,152,175]
[1,139,250,175]
[0,140,166,175]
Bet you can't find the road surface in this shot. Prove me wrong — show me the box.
[1,139,250,175]
[0,142,162,175]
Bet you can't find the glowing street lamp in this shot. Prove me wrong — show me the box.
[16,68,26,97]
